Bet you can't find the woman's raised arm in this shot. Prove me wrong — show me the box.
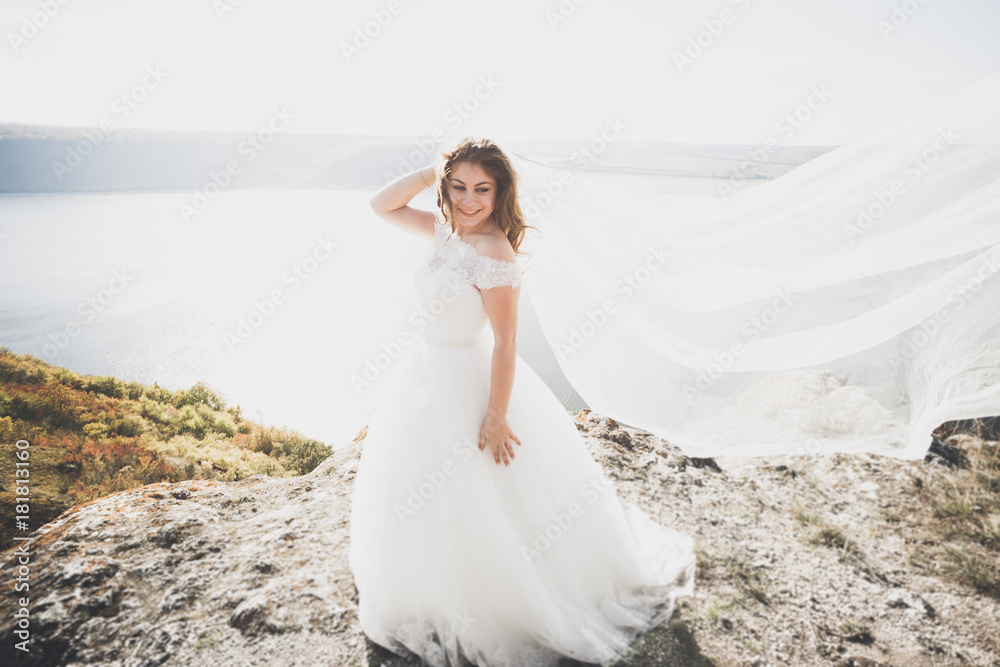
[368,164,438,240]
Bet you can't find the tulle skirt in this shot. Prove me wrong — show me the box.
[348,326,697,667]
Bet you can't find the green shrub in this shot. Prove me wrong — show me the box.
[88,376,126,398]
[125,380,144,401]
[214,415,237,438]
[7,392,42,423]
[53,367,82,389]
[145,383,173,403]
[0,416,14,441]
[175,381,227,411]
[139,396,166,423]
[83,422,109,439]
[0,356,48,385]
[110,414,146,437]
[176,405,206,439]
[39,382,78,430]
[195,403,216,422]
[278,435,333,475]
[252,427,274,456]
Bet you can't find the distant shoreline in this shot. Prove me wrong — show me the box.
[0,121,836,194]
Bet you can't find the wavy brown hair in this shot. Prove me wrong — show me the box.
[434,136,537,258]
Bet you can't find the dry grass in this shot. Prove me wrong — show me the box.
[912,424,1000,598]
[0,347,333,549]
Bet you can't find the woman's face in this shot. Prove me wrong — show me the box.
[446,161,496,230]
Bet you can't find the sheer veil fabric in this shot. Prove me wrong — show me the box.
[342,72,997,664]
[498,73,1000,468]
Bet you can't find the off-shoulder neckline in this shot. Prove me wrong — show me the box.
[438,217,519,268]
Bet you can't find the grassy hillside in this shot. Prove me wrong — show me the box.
[0,346,332,549]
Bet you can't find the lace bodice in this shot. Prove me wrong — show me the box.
[425,212,523,289]
[414,212,524,347]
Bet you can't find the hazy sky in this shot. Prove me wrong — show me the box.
[1,0,997,144]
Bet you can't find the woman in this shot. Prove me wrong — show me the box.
[348,136,697,667]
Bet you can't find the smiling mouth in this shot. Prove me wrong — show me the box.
[458,208,480,216]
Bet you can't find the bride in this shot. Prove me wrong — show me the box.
[348,137,697,666]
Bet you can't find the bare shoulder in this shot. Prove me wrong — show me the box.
[474,230,517,264]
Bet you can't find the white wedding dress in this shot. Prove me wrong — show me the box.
[348,211,697,666]
[325,74,999,475]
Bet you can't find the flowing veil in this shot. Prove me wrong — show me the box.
[498,72,1000,467]
[334,73,999,470]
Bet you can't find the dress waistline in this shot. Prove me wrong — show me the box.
[425,332,485,349]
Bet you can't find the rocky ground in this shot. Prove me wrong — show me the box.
[2,411,998,667]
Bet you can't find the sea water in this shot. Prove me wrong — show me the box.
[0,188,588,446]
